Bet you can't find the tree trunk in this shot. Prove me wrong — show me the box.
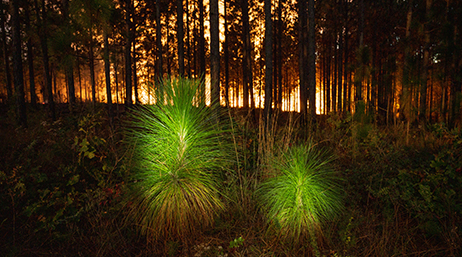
[343,0,349,112]
[242,0,253,109]
[298,0,308,119]
[277,0,283,111]
[1,1,12,102]
[35,0,55,120]
[125,0,133,106]
[337,1,343,113]
[89,28,96,105]
[103,25,113,121]
[224,0,230,107]
[198,0,205,76]
[210,0,220,106]
[156,0,163,81]
[419,0,432,123]
[133,36,139,104]
[198,0,206,99]
[25,4,37,108]
[61,0,75,110]
[11,0,27,127]
[264,0,273,131]
[308,0,316,120]
[177,0,184,76]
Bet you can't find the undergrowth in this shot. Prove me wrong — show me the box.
[0,103,461,256]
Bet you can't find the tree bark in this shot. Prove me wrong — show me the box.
[1,1,12,102]
[35,0,55,120]
[125,0,133,106]
[103,25,113,121]
[242,0,253,109]
[210,0,220,106]
[308,0,316,120]
[61,0,75,110]
[224,0,229,107]
[198,0,205,76]
[156,0,163,81]
[264,0,273,131]
[25,4,37,108]
[11,0,27,127]
[89,28,96,105]
[298,0,308,119]
[419,0,432,123]
[177,0,184,76]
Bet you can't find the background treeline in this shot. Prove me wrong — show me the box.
[1,0,461,127]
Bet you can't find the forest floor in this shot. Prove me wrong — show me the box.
[1,103,461,256]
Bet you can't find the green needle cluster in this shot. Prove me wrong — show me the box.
[125,78,230,240]
[257,143,343,242]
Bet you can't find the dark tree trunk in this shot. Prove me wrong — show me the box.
[198,0,206,99]
[264,0,273,131]
[25,4,37,108]
[35,0,55,120]
[343,0,349,112]
[337,3,343,113]
[1,1,12,102]
[420,0,432,123]
[177,0,184,76]
[103,26,113,121]
[89,28,96,105]
[133,36,139,104]
[242,0,253,109]
[125,0,133,106]
[156,0,163,81]
[198,0,205,76]
[277,0,283,111]
[298,0,308,119]
[400,0,413,122]
[308,0,316,120]
[224,0,230,107]
[11,0,27,127]
[210,0,220,105]
[326,40,331,113]
[61,0,75,110]
[186,0,191,78]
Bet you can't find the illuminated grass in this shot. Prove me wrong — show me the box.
[125,78,230,240]
[257,143,343,243]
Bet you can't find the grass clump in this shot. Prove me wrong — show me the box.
[257,143,343,245]
[125,78,231,241]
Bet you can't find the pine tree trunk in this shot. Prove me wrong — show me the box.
[264,0,273,131]
[1,2,12,102]
[125,0,133,106]
[308,0,316,120]
[156,0,163,81]
[177,0,184,76]
[25,4,37,108]
[210,0,220,106]
[11,0,27,127]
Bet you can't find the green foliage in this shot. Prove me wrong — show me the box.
[125,77,231,241]
[368,129,462,236]
[229,236,244,250]
[0,108,125,256]
[257,143,344,243]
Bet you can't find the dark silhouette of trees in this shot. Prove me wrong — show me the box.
[1,1,12,102]
[12,0,27,127]
[210,0,219,106]
[0,0,460,128]
[264,0,273,132]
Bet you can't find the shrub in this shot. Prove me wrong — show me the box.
[257,143,343,245]
[125,77,231,241]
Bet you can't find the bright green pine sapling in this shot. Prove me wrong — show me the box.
[257,143,343,245]
[125,77,231,241]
